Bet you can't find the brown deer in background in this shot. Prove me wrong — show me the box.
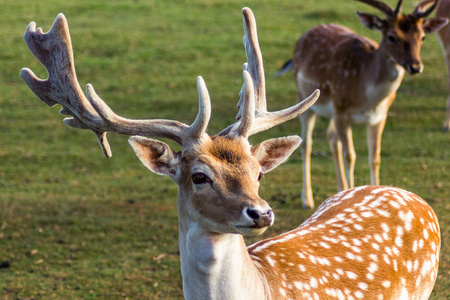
[277,0,447,209]
[21,7,441,299]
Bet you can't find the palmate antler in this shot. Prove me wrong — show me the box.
[21,8,319,157]
[20,14,211,157]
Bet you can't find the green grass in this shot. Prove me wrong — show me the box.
[0,0,449,298]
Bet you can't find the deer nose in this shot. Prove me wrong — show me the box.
[406,62,423,75]
[245,207,274,228]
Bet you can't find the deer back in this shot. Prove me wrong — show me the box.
[248,186,440,299]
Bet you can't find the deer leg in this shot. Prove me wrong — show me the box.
[445,95,450,131]
[437,31,450,131]
[367,118,387,185]
[444,48,450,131]
[300,111,317,209]
[334,117,355,190]
[327,119,348,191]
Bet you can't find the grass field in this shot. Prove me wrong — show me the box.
[0,0,449,299]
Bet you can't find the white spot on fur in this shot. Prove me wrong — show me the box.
[358,282,368,290]
[318,257,331,266]
[382,280,391,288]
[320,242,331,249]
[354,224,364,231]
[374,234,383,243]
[389,200,400,208]
[266,255,275,267]
[310,277,318,288]
[368,262,378,273]
[361,211,374,218]
[376,209,390,218]
[421,260,433,276]
[412,240,418,253]
[392,246,400,256]
[414,259,420,271]
[419,239,424,249]
[398,210,414,231]
[385,247,392,256]
[407,260,413,272]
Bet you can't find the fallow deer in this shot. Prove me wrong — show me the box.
[21,7,441,299]
[277,0,447,209]
[434,0,450,130]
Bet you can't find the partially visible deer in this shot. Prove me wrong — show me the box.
[21,8,441,299]
[435,0,450,130]
[277,0,447,209]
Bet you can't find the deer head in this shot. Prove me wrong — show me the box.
[356,0,448,74]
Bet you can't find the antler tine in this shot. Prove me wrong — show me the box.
[355,0,397,17]
[234,70,255,138]
[394,0,403,15]
[219,7,320,138]
[413,0,439,18]
[247,90,320,136]
[189,76,212,140]
[241,8,266,115]
[21,13,206,157]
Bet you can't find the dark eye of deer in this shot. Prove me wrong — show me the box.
[257,172,262,181]
[387,35,397,44]
[192,172,209,184]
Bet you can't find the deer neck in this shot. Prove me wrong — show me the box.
[361,44,405,104]
[370,43,406,86]
[177,195,268,300]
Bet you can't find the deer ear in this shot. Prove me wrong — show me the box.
[251,136,301,174]
[356,12,385,30]
[128,136,180,176]
[422,17,449,34]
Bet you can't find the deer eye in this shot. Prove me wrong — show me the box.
[257,172,263,181]
[387,34,397,44]
[192,172,209,185]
